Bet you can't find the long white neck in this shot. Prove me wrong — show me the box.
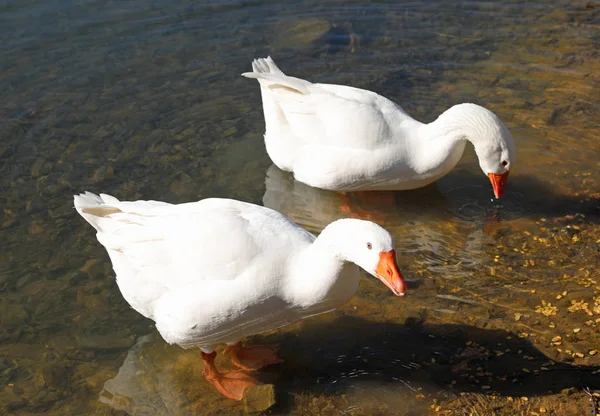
[414,103,498,175]
[431,103,501,146]
[283,223,360,309]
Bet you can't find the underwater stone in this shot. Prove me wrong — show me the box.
[275,18,331,48]
[30,159,46,178]
[2,388,26,412]
[243,384,276,413]
[29,389,64,409]
[15,275,34,289]
[0,302,29,327]
[39,363,69,390]
[76,332,134,352]
[79,258,106,280]
[68,271,88,286]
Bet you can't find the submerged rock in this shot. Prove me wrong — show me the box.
[1,387,26,412]
[15,275,34,289]
[79,258,107,280]
[28,389,64,410]
[275,18,331,49]
[76,332,135,352]
[243,384,276,413]
[30,158,50,178]
[39,363,69,391]
[0,301,29,327]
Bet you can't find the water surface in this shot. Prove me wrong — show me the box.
[1,0,599,414]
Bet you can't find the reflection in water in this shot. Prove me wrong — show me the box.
[263,164,449,233]
[263,164,493,281]
[99,335,172,415]
[99,334,245,415]
[442,183,526,224]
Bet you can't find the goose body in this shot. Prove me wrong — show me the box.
[244,57,516,198]
[74,192,406,354]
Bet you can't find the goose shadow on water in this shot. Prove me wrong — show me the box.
[266,316,600,413]
[98,317,600,415]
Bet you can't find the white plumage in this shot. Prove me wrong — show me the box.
[74,192,406,353]
[243,56,516,197]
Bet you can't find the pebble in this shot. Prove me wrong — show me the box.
[15,275,34,289]
[68,271,88,286]
[1,302,29,327]
[30,158,47,178]
[76,332,134,351]
[39,363,69,390]
[561,387,578,395]
[243,384,276,413]
[3,388,26,411]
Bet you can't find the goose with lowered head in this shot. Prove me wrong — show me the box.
[74,192,406,400]
[243,56,516,199]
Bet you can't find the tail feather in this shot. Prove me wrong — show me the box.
[99,193,120,205]
[74,191,105,208]
[74,191,167,245]
[74,192,121,232]
[73,192,168,320]
[74,192,121,211]
[251,56,285,76]
[242,56,311,95]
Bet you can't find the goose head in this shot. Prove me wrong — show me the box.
[317,219,407,296]
[439,103,517,199]
[473,117,516,199]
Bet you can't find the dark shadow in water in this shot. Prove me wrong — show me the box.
[264,316,600,414]
[98,319,600,415]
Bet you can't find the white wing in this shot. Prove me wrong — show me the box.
[74,193,308,318]
[243,57,410,150]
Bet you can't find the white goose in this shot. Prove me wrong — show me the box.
[74,192,406,400]
[243,57,516,199]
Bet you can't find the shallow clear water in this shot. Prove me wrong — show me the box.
[1,0,599,414]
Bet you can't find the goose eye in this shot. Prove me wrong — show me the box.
[502,160,508,167]
[366,242,372,250]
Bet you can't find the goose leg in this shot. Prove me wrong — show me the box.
[201,351,257,400]
[224,342,283,371]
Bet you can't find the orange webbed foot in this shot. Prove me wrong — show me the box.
[201,351,258,400]
[224,342,283,371]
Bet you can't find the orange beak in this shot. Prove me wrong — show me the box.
[375,250,407,296]
[488,171,510,199]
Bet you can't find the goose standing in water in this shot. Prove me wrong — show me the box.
[243,56,516,199]
[74,192,406,400]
